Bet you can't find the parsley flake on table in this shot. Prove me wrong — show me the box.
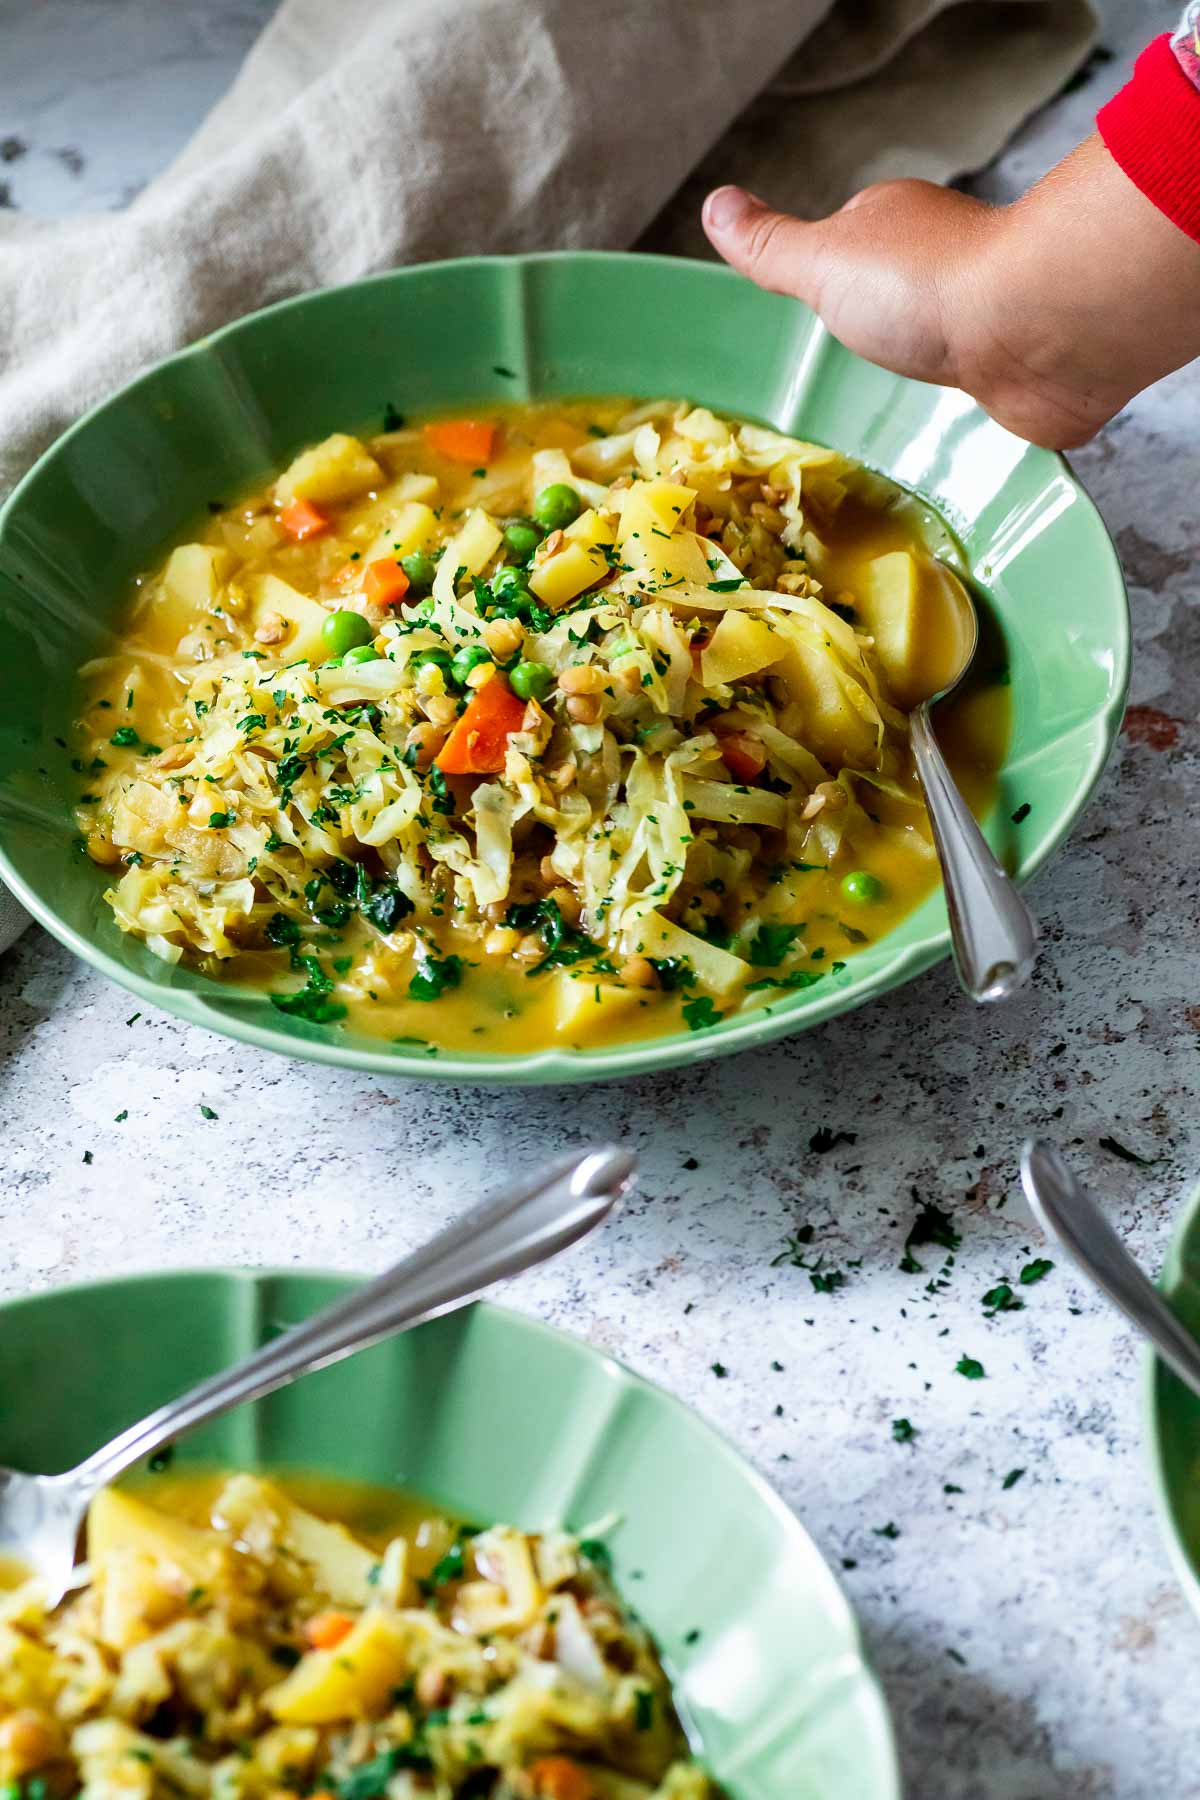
[1019,1256,1055,1285]
[873,1521,901,1539]
[1099,1134,1156,1166]
[198,1104,218,1121]
[900,1191,961,1273]
[955,1354,986,1380]
[810,1126,857,1154]
[710,1361,729,1379]
[1002,1467,1026,1489]
[892,1418,918,1444]
[982,1281,1024,1316]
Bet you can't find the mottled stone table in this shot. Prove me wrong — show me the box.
[2,3,1197,1793]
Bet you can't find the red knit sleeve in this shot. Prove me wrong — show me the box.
[1097,34,1200,243]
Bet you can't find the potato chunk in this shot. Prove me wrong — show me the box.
[529,509,614,610]
[265,1608,411,1723]
[274,434,383,507]
[249,574,332,663]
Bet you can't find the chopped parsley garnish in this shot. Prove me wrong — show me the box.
[408,953,465,1002]
[710,1361,729,1378]
[955,1354,986,1380]
[420,1542,465,1591]
[578,1537,612,1571]
[1019,1257,1054,1285]
[363,882,414,934]
[271,955,347,1025]
[746,922,804,966]
[109,725,139,747]
[198,1104,218,1121]
[891,1418,917,1444]
[809,1126,857,1154]
[707,577,746,592]
[1098,1134,1155,1166]
[1011,801,1031,823]
[208,811,234,829]
[264,912,301,949]
[649,956,693,991]
[899,1194,961,1273]
[503,897,600,974]
[873,1521,900,1540]
[1002,1467,1025,1489]
[982,1282,1023,1316]
[681,995,723,1031]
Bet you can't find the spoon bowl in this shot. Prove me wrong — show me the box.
[0,1143,634,1605]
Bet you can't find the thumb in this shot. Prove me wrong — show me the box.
[702,186,826,305]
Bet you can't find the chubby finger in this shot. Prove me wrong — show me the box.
[701,186,825,304]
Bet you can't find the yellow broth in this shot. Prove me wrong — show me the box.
[73,399,1008,1052]
[124,1466,462,1565]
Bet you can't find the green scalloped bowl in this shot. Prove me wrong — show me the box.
[0,1270,899,1798]
[0,253,1129,1083]
[1146,1184,1200,1611]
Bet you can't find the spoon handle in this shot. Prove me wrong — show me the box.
[71,1145,634,1492]
[910,704,1038,1003]
[1021,1140,1200,1402]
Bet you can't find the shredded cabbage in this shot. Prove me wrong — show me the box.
[76,401,937,1020]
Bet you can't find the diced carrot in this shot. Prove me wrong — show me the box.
[423,419,497,465]
[717,731,766,783]
[279,499,330,542]
[435,676,527,776]
[304,1610,356,1650]
[331,560,360,585]
[527,1759,596,1800]
[363,558,411,608]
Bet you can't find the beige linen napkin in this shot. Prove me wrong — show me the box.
[0,0,1094,955]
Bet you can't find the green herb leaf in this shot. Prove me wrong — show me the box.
[955,1354,986,1380]
[1019,1257,1054,1285]
[408,953,465,1002]
[891,1418,917,1444]
[682,995,723,1031]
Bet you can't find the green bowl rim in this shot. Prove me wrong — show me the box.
[1145,1181,1200,1614]
[0,251,1131,1084]
[0,1266,901,1795]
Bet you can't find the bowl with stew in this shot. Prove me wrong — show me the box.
[0,253,1129,1082]
[0,1270,901,1798]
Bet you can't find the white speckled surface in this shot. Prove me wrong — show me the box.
[3,3,1199,1793]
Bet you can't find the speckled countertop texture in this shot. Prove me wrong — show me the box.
[1,2,1197,1793]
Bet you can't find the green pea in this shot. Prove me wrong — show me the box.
[321,610,375,657]
[532,482,582,532]
[410,647,453,676]
[490,564,530,604]
[401,551,438,593]
[451,644,493,687]
[841,870,885,904]
[509,660,554,702]
[502,519,542,562]
[343,644,382,665]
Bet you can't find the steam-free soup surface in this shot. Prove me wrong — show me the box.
[74,398,1006,1052]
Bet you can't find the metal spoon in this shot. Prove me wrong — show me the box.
[1021,1139,1200,1396]
[0,1143,635,1607]
[907,562,1038,1003]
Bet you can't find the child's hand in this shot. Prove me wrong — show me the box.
[703,134,1200,451]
